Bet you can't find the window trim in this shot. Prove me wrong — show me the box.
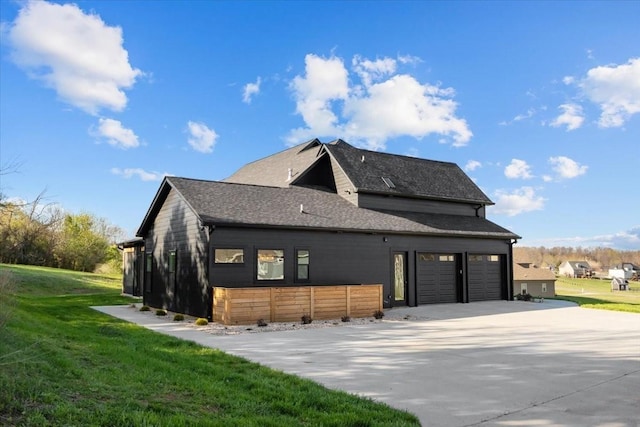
[144,252,153,293]
[213,247,246,265]
[168,250,177,273]
[295,248,310,283]
[256,248,285,282]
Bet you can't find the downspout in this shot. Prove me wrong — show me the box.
[508,239,517,301]
[205,224,215,321]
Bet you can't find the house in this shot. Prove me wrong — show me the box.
[609,263,640,281]
[132,139,520,324]
[513,262,556,297]
[558,261,593,278]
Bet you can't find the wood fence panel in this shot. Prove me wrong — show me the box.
[213,284,382,325]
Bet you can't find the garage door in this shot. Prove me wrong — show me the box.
[417,253,458,304]
[468,254,503,301]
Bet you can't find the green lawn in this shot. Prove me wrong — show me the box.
[554,276,640,313]
[0,264,419,426]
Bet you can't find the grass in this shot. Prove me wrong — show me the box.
[553,276,640,313]
[0,264,419,426]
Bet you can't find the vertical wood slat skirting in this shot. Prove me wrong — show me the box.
[212,284,382,325]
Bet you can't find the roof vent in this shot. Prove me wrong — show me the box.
[381,176,396,189]
[361,155,365,162]
[287,168,293,181]
[300,204,304,213]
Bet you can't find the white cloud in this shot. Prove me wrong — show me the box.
[499,108,536,126]
[95,118,139,149]
[576,57,640,128]
[542,175,553,182]
[288,53,472,150]
[186,121,218,153]
[397,54,422,65]
[550,103,584,131]
[6,0,142,115]
[548,156,588,179]
[352,55,397,87]
[464,160,482,172]
[242,77,261,104]
[110,168,169,182]
[528,226,640,250]
[491,187,545,216]
[504,159,533,180]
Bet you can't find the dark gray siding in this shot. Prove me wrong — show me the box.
[144,189,210,317]
[357,193,480,216]
[122,246,144,296]
[330,157,358,205]
[209,225,512,308]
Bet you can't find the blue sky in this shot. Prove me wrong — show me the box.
[1,1,639,249]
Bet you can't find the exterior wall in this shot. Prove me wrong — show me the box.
[329,156,358,205]
[513,280,556,297]
[213,284,383,325]
[143,189,210,317]
[357,193,480,216]
[209,226,513,309]
[122,245,144,296]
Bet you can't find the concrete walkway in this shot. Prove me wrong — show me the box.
[95,301,640,426]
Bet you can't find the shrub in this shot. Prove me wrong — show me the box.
[341,315,351,322]
[195,318,208,326]
[155,309,167,316]
[257,318,268,327]
[173,314,185,322]
[516,292,533,302]
[373,310,385,319]
[139,305,150,312]
[301,314,313,324]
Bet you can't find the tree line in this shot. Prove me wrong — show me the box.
[513,246,640,271]
[0,193,125,273]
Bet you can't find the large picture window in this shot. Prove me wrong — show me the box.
[257,249,284,281]
[214,248,244,264]
[296,249,310,281]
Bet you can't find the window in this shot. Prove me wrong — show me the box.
[381,176,396,189]
[542,283,547,293]
[488,255,500,262]
[168,250,176,273]
[257,249,284,281]
[145,253,153,292]
[214,248,244,264]
[296,249,310,281]
[419,253,435,262]
[439,255,455,262]
[469,255,483,262]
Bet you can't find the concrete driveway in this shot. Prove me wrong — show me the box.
[96,301,640,426]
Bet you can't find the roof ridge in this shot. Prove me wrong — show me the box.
[170,176,291,191]
[233,139,320,168]
[328,140,458,166]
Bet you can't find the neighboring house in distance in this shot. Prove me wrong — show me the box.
[609,263,640,280]
[131,139,520,324]
[558,261,593,278]
[513,262,556,297]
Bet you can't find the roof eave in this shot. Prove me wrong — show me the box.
[200,218,518,240]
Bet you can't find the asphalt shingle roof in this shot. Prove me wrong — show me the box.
[514,263,556,281]
[324,139,493,204]
[164,177,518,239]
[224,139,323,187]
